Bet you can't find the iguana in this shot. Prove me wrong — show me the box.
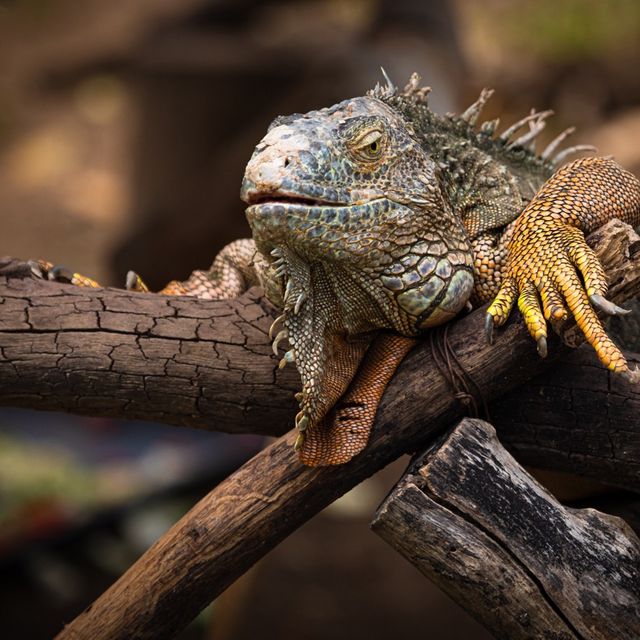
[35,72,640,466]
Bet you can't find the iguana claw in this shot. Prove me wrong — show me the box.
[537,335,547,358]
[48,265,75,283]
[126,270,150,292]
[484,312,495,345]
[621,365,640,384]
[589,294,630,316]
[293,433,306,451]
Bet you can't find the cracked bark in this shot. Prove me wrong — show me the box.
[493,347,640,492]
[371,418,640,640]
[0,257,301,434]
[43,219,640,640]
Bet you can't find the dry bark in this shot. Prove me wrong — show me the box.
[2,260,639,493]
[50,220,640,640]
[1,237,640,489]
[371,418,640,640]
[494,347,640,492]
[0,257,300,434]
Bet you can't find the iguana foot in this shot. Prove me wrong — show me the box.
[29,259,102,288]
[485,158,639,377]
[485,225,632,373]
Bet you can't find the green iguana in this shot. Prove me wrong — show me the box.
[35,72,640,466]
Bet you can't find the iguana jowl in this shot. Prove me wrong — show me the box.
[37,73,640,466]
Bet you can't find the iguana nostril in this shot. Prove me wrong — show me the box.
[284,157,291,168]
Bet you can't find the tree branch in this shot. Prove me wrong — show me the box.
[1,234,640,490]
[372,418,640,640]
[2,221,640,449]
[494,346,640,492]
[52,220,640,640]
[0,258,300,435]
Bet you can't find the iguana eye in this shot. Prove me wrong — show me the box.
[352,130,384,161]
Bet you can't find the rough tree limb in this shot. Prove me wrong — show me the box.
[1,238,640,489]
[371,418,640,640]
[0,257,300,434]
[51,220,640,639]
[494,347,640,491]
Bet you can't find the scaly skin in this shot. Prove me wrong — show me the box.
[36,73,640,466]
[485,156,640,372]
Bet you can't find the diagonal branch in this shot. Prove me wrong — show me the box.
[51,220,640,640]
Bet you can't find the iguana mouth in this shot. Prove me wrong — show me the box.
[253,197,392,209]
[247,194,335,207]
[246,195,390,217]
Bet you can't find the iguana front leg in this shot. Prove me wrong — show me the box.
[127,239,278,301]
[485,157,640,376]
[33,239,281,304]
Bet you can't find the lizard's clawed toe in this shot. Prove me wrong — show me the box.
[293,432,306,451]
[484,312,495,345]
[620,365,640,384]
[589,294,631,316]
[28,259,47,280]
[126,270,150,292]
[536,335,548,358]
[49,265,75,283]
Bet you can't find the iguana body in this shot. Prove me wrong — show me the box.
[38,73,640,466]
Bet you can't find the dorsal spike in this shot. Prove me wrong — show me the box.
[526,109,553,151]
[507,114,550,150]
[401,72,431,103]
[480,117,500,136]
[499,110,553,142]
[403,72,421,94]
[460,88,494,126]
[380,67,396,94]
[525,118,536,151]
[552,144,597,167]
[541,126,576,160]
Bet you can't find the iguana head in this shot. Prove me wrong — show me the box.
[242,96,436,234]
[240,85,473,463]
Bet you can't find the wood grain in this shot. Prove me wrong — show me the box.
[1,258,638,486]
[493,346,640,491]
[372,418,640,640]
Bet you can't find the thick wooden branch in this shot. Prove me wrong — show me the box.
[493,347,640,491]
[371,418,640,640]
[53,220,640,640]
[0,258,300,435]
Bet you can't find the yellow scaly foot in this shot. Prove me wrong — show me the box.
[29,259,102,288]
[485,157,640,380]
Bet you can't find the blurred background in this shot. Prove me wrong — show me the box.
[0,0,639,638]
